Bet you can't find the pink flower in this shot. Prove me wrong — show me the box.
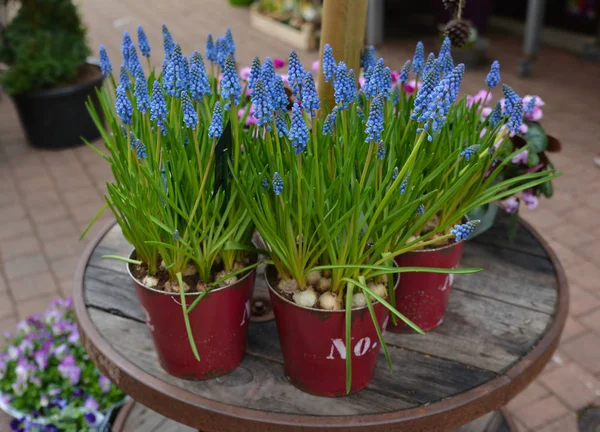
[512,150,529,165]
[522,95,544,121]
[98,375,111,393]
[404,80,423,95]
[239,66,251,81]
[280,74,289,87]
[522,189,539,210]
[479,128,488,138]
[84,397,99,411]
[501,197,520,214]
[359,76,366,88]
[391,71,400,83]
[312,60,320,73]
[519,123,529,134]
[466,89,492,108]
[273,58,285,69]
[481,107,493,118]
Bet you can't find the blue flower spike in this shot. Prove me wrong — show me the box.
[162,24,174,59]
[116,84,133,125]
[288,102,309,154]
[150,80,168,133]
[252,80,273,130]
[365,95,384,143]
[135,139,147,159]
[302,73,320,117]
[137,26,151,58]
[221,55,241,109]
[486,61,501,89]
[206,33,216,63]
[412,41,425,77]
[121,30,133,67]
[189,51,211,102]
[288,50,305,95]
[399,60,411,84]
[451,220,481,242]
[99,45,112,76]
[461,145,480,161]
[248,57,261,91]
[134,76,151,113]
[508,99,524,134]
[489,101,502,128]
[417,204,425,215]
[502,84,520,115]
[273,172,284,195]
[377,141,386,160]
[323,44,336,82]
[181,92,198,129]
[208,101,224,139]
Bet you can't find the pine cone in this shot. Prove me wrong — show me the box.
[442,0,462,15]
[445,19,471,48]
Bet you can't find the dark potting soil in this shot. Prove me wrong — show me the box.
[129,253,250,293]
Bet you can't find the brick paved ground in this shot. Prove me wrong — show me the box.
[1,0,599,430]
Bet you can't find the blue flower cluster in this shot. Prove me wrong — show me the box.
[260,57,276,89]
[288,102,309,154]
[489,102,502,128]
[333,62,354,108]
[323,44,336,82]
[181,92,198,129]
[275,110,288,137]
[451,220,481,242]
[400,175,410,195]
[137,26,151,58]
[261,176,269,191]
[221,56,241,109]
[361,45,377,73]
[398,60,411,84]
[461,145,480,161]
[127,45,142,77]
[135,139,147,159]
[121,31,133,69]
[412,41,425,77]
[288,51,305,95]
[134,76,151,113]
[272,75,289,111]
[206,34,216,63]
[422,53,437,79]
[377,141,386,160]
[116,84,133,125]
[272,172,284,195]
[486,61,501,89]
[365,95,384,143]
[99,46,111,76]
[524,96,537,116]
[502,84,520,115]
[363,58,386,99]
[150,80,168,134]
[248,57,261,91]
[302,73,320,117]
[417,204,425,215]
[208,102,224,139]
[162,24,175,59]
[252,80,273,130]
[189,51,211,102]
[507,99,524,134]
[322,107,339,136]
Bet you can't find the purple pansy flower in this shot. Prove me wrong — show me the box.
[84,397,99,411]
[58,354,81,385]
[98,375,111,393]
[522,189,539,210]
[512,150,529,165]
[84,412,97,425]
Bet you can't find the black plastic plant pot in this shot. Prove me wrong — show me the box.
[11,63,105,149]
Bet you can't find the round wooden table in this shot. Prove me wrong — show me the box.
[74,215,567,432]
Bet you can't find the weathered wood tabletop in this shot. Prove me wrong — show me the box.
[74,215,567,432]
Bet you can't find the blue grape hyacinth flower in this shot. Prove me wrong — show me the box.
[288,50,305,95]
[502,84,520,115]
[121,31,133,68]
[288,102,309,154]
[134,76,151,113]
[181,92,198,129]
[116,84,133,125]
[273,172,284,195]
[137,26,151,58]
[361,45,377,73]
[302,73,320,117]
[127,45,142,76]
[486,61,501,89]
[275,110,288,137]
[271,75,289,111]
[451,220,481,242]
[363,58,385,99]
[524,96,537,116]
[399,60,411,84]
[221,56,241,109]
[508,99,524,134]
[252,80,273,130]
[135,140,147,159]
[365,95,384,143]
[248,57,261,91]
[150,80,168,134]
[206,34,216,63]
[225,28,236,57]
[215,37,230,69]
[323,44,336,82]
[417,204,425,215]
[99,45,112,76]
[189,51,211,102]
[489,102,503,128]
[322,106,339,136]
[422,53,436,79]
[412,41,425,77]
[261,176,269,191]
[400,175,410,195]
[377,141,386,160]
[461,145,480,161]
[208,102,224,138]
[260,57,276,89]
[162,24,174,59]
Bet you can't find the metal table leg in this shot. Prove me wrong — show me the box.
[520,0,547,77]
[366,0,384,46]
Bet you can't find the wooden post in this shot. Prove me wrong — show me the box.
[317,0,368,112]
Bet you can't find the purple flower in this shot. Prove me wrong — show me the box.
[501,197,519,214]
[58,355,81,385]
[34,350,48,370]
[84,397,99,411]
[67,327,80,344]
[48,388,61,396]
[84,412,97,425]
[98,375,111,393]
[40,394,49,408]
[51,398,67,409]
[53,344,68,360]
[522,189,539,210]
[3,330,11,339]
[11,377,27,396]
[42,425,59,432]
[73,388,84,398]
[8,345,21,360]
[512,149,529,165]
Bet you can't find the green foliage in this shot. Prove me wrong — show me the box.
[0,0,90,95]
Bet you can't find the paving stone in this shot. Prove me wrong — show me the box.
[16,294,57,320]
[579,308,600,334]
[8,272,58,302]
[513,395,570,430]
[569,284,600,317]
[539,363,600,411]
[0,235,42,261]
[506,381,550,411]
[560,317,587,342]
[536,412,578,432]
[562,332,600,375]
[3,253,49,280]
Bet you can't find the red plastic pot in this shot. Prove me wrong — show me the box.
[128,256,255,380]
[390,240,465,333]
[266,267,397,397]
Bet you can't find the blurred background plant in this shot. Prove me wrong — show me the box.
[0,0,90,95]
[256,0,322,29]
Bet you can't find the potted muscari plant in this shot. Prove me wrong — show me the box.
[85,26,257,380]
[0,298,126,432]
[235,48,484,396]
[0,0,104,148]
[356,40,558,332]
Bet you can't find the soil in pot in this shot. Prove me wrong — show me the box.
[128,253,256,380]
[12,62,105,149]
[266,266,396,397]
